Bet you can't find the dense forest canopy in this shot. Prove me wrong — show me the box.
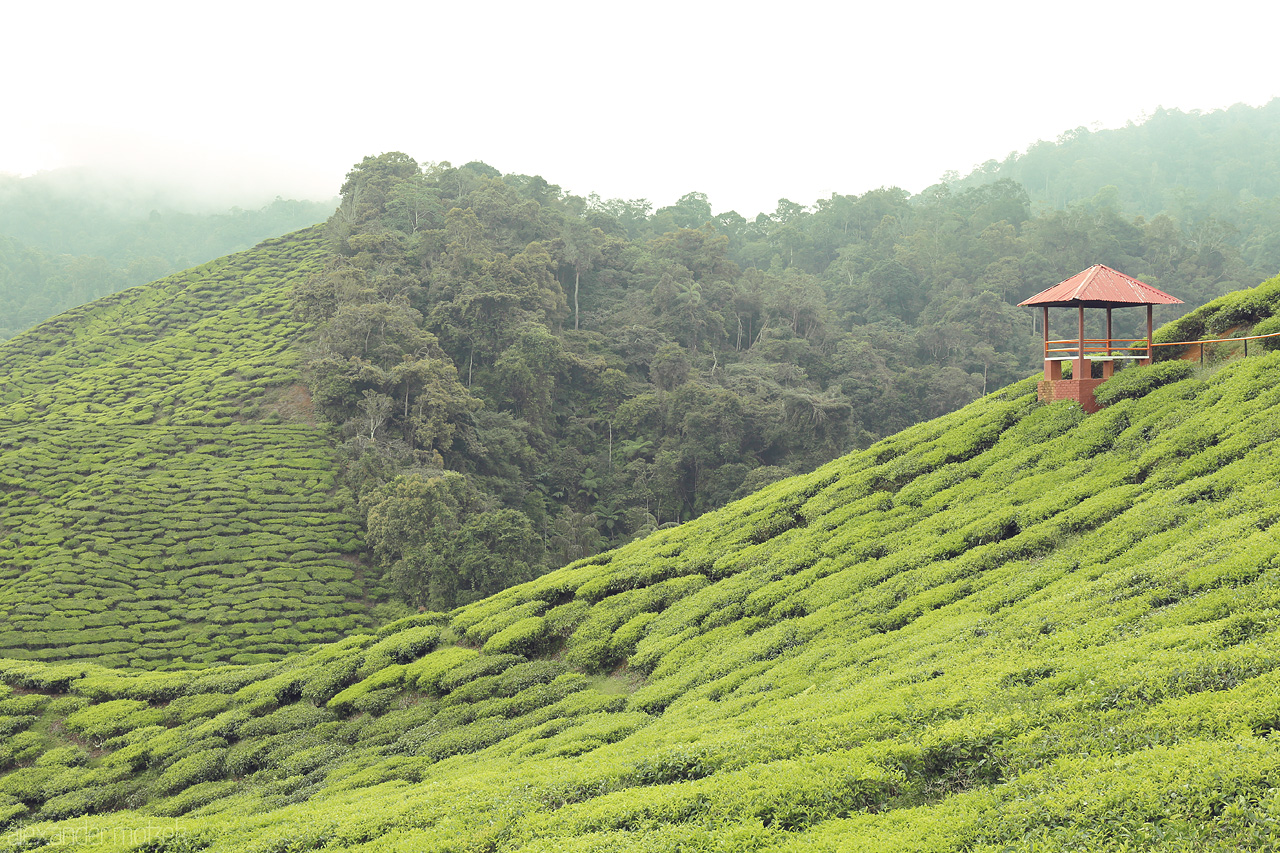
[300,133,1278,611]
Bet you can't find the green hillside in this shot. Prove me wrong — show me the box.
[956,100,1280,217]
[0,167,335,343]
[3,276,1280,850]
[0,228,373,670]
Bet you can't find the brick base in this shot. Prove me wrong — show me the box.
[1037,378,1106,413]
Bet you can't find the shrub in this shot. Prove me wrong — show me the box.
[482,617,549,657]
[64,699,164,743]
[1094,360,1195,407]
[154,748,226,795]
[164,692,234,724]
[360,625,443,675]
[1255,314,1280,352]
[34,746,90,768]
[406,647,476,695]
[0,694,48,716]
[0,765,56,804]
[373,611,448,640]
[149,780,238,817]
[0,715,36,737]
[300,659,361,707]
[35,785,119,820]
[0,797,27,830]
[352,687,399,716]
[237,703,336,738]
[435,653,524,694]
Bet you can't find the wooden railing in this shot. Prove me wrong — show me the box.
[1045,337,1149,358]
[1046,330,1280,361]
[1151,329,1280,362]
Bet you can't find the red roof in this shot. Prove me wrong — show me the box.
[1018,265,1183,308]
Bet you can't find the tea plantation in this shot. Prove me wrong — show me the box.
[3,273,1280,850]
[0,228,372,670]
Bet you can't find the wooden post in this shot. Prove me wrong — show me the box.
[1042,306,1050,374]
[1075,304,1087,379]
[1105,307,1112,354]
[1152,302,1162,361]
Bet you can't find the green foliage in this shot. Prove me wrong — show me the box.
[481,617,549,657]
[292,143,1280,618]
[1154,274,1280,359]
[64,699,165,744]
[359,625,443,675]
[1257,314,1280,352]
[364,473,539,611]
[154,749,226,795]
[32,746,88,768]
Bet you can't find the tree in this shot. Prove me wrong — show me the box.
[549,508,605,567]
[364,473,539,610]
[333,152,422,240]
[650,343,690,391]
[560,221,606,330]
[653,192,713,231]
[357,390,395,440]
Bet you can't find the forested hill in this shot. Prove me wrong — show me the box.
[952,99,1280,275]
[0,229,374,669]
[955,99,1280,216]
[2,274,1280,849]
[303,151,1277,611]
[0,170,334,342]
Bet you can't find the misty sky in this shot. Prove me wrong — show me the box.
[4,0,1278,216]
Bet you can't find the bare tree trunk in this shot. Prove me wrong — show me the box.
[574,270,580,331]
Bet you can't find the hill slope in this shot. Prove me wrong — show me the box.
[3,275,1280,849]
[0,168,335,342]
[0,228,372,670]
[956,100,1280,214]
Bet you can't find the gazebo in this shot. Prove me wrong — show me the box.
[1019,265,1183,412]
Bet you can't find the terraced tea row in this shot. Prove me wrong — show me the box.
[0,423,366,668]
[0,230,326,411]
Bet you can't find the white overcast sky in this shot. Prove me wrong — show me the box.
[3,0,1277,216]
